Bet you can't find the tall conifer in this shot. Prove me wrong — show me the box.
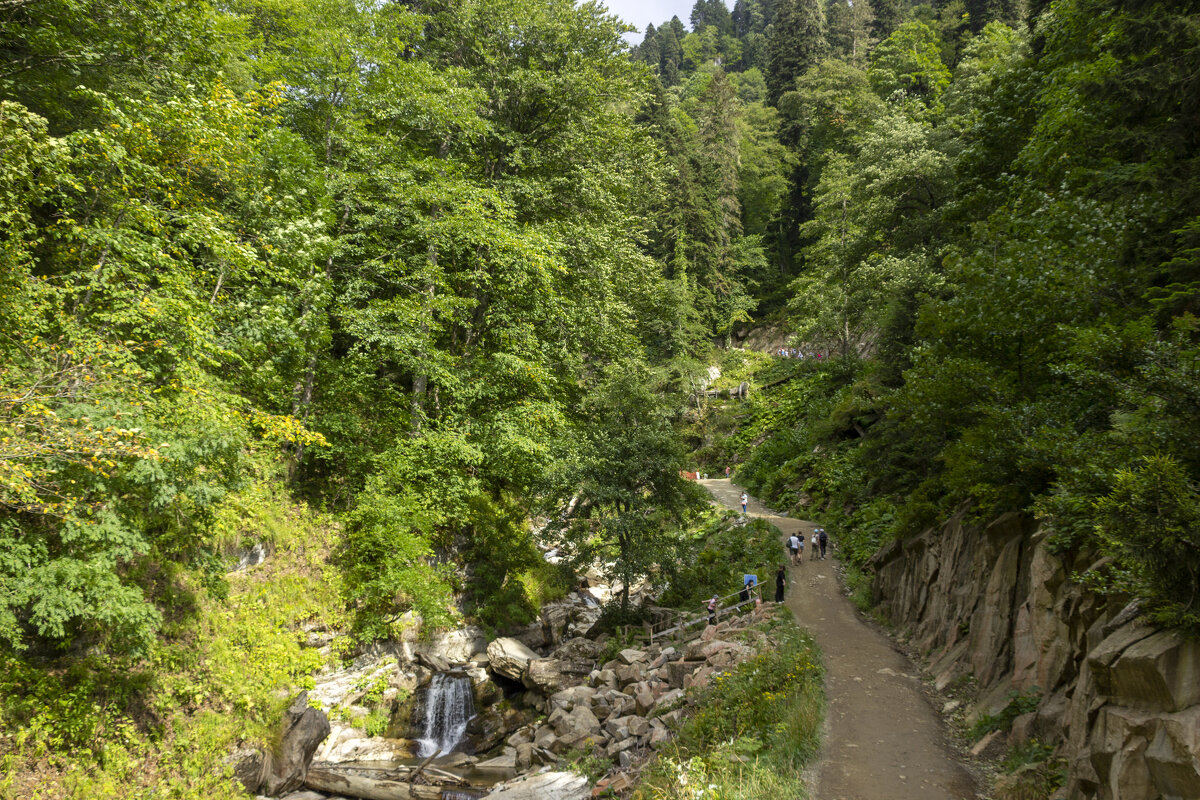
[766,0,829,103]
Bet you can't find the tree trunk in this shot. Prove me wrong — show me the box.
[305,766,449,800]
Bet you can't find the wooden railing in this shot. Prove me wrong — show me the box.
[646,585,761,643]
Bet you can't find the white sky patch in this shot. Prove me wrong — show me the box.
[591,0,725,45]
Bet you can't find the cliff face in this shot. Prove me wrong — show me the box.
[870,509,1200,800]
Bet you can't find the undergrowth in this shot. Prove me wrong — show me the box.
[658,511,788,612]
[635,610,823,800]
[0,493,342,800]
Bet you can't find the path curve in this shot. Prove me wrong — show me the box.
[700,479,979,800]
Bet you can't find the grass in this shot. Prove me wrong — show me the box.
[634,609,823,800]
[841,563,873,612]
[994,740,1066,800]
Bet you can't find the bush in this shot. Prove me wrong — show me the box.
[637,613,824,800]
[658,512,787,612]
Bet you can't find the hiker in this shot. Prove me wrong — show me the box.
[775,565,786,602]
[818,527,829,559]
[811,532,819,561]
[725,465,731,478]
[740,491,748,514]
[707,595,719,625]
[787,533,802,566]
[739,577,751,604]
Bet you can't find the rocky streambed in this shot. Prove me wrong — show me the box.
[235,588,782,800]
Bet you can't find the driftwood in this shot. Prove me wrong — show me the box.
[306,765,456,800]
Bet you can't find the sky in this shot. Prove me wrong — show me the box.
[597,0,715,45]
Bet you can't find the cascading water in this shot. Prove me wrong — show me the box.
[416,672,476,758]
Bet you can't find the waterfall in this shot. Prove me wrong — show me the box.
[416,672,475,758]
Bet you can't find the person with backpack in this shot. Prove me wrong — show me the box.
[786,533,802,566]
[707,595,719,625]
[740,491,748,514]
[816,527,828,559]
[811,531,819,561]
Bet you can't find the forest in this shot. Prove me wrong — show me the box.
[1,0,1198,796]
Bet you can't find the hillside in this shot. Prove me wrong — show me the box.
[3,0,1200,799]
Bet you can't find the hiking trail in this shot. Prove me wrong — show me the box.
[699,478,980,800]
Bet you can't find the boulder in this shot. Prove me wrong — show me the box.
[615,663,645,687]
[618,648,648,665]
[263,692,330,797]
[542,604,575,646]
[534,725,558,750]
[524,658,573,694]
[654,689,685,713]
[229,745,266,794]
[549,685,597,711]
[466,707,509,753]
[594,668,618,689]
[684,666,713,691]
[563,704,602,739]
[511,622,548,650]
[487,637,540,682]
[605,737,638,757]
[632,684,656,716]
[648,719,671,748]
[554,637,602,662]
[664,660,701,690]
[515,741,535,771]
[476,752,518,773]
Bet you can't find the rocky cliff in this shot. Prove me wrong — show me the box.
[870,508,1200,800]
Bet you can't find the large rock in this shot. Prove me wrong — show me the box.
[1144,705,1200,799]
[664,660,701,689]
[553,637,602,662]
[487,637,540,682]
[466,707,509,754]
[1107,631,1200,713]
[548,685,597,711]
[524,658,571,693]
[263,692,330,796]
[484,770,591,800]
[416,626,489,665]
[554,704,601,741]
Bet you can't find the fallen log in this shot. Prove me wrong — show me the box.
[305,765,454,800]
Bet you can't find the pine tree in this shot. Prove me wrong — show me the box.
[691,0,734,36]
[766,0,829,104]
[659,21,684,85]
[869,0,905,41]
[637,23,662,68]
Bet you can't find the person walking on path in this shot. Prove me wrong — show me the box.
[811,532,819,561]
[775,565,786,602]
[817,527,829,559]
[740,491,748,514]
[787,533,802,566]
[707,595,719,625]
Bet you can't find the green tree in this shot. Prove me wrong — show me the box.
[766,0,830,104]
[545,362,706,612]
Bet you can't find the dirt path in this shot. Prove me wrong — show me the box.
[699,479,979,800]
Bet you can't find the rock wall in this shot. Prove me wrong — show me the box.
[869,509,1200,800]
